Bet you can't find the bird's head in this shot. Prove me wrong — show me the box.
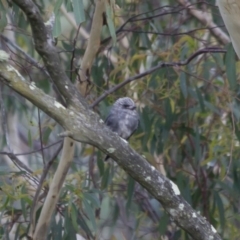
[114,97,137,111]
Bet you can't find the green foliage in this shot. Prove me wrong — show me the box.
[1,0,240,239]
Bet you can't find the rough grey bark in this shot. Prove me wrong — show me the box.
[0,0,223,239]
[11,0,86,109]
[0,51,221,240]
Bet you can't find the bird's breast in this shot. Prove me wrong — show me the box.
[118,111,138,139]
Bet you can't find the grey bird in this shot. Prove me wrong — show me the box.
[104,97,139,161]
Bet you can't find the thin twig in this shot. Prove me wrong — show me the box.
[177,0,230,45]
[0,140,62,156]
[6,153,34,174]
[120,25,225,37]
[0,34,67,106]
[0,86,37,188]
[91,47,226,107]
[101,2,220,46]
[0,34,49,77]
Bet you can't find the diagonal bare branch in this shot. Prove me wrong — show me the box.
[12,0,86,109]
[91,47,226,107]
[0,51,222,240]
[177,0,230,45]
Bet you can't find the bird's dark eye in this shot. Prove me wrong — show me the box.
[123,104,129,108]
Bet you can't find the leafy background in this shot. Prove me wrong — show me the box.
[0,0,239,239]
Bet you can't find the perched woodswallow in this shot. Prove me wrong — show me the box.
[104,97,139,161]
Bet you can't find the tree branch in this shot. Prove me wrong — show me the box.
[217,0,240,59]
[0,51,222,240]
[0,34,49,77]
[10,2,87,239]
[91,47,226,107]
[177,0,230,45]
[12,0,86,109]
[33,139,74,239]
[0,51,84,239]
[76,0,106,96]
[0,34,66,105]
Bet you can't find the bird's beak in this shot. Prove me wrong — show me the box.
[131,106,136,110]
